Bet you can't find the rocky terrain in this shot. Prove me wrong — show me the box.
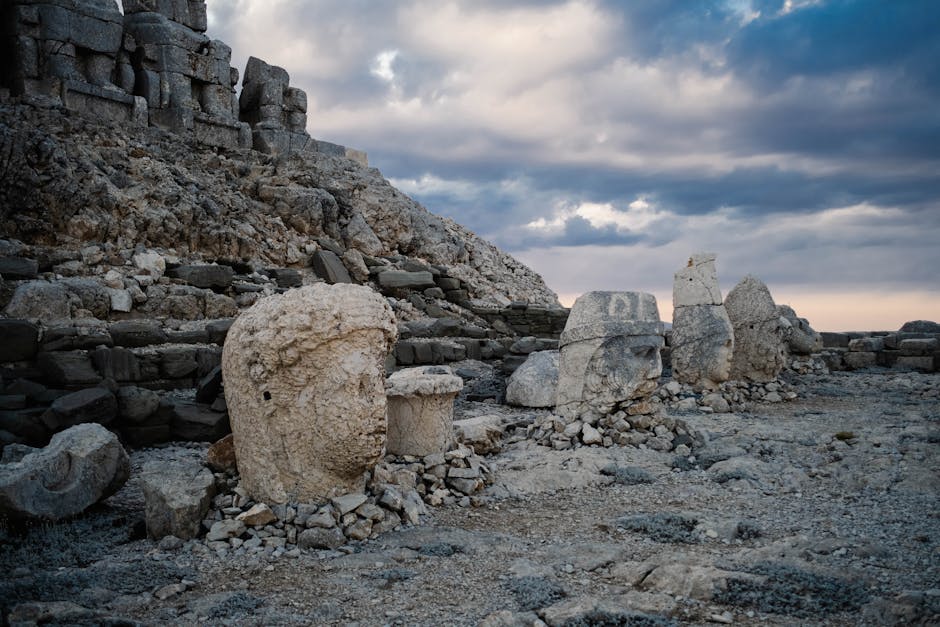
[1,368,937,626]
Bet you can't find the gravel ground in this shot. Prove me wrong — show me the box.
[1,370,937,626]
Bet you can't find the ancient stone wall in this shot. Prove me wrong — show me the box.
[819,331,940,372]
[0,0,366,161]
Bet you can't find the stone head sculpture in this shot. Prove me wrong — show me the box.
[556,291,664,421]
[222,283,397,503]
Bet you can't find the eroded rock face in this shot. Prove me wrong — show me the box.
[0,423,129,521]
[777,305,822,355]
[724,276,787,382]
[222,284,397,504]
[671,253,734,389]
[385,366,464,457]
[556,292,664,422]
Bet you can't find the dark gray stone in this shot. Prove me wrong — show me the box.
[41,387,117,432]
[378,270,435,290]
[161,346,198,378]
[37,351,101,386]
[110,320,168,347]
[171,401,229,441]
[195,365,223,403]
[311,250,352,284]
[0,256,38,280]
[61,278,111,318]
[168,264,235,290]
[91,345,141,382]
[0,409,48,445]
[116,386,161,424]
[0,319,39,362]
[435,277,461,291]
[42,322,113,351]
[0,395,27,410]
[298,526,346,550]
[266,268,303,288]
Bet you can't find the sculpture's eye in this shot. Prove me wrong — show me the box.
[263,391,271,401]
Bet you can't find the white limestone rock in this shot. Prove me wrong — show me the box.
[505,350,559,408]
[222,284,397,504]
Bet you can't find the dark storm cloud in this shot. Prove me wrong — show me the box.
[210,0,940,306]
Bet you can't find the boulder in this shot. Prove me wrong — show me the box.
[385,366,464,456]
[777,304,822,355]
[505,350,559,408]
[60,278,111,318]
[222,284,397,503]
[140,459,215,540]
[0,423,129,521]
[41,387,117,432]
[724,276,788,382]
[556,292,664,421]
[5,281,72,321]
[116,386,160,423]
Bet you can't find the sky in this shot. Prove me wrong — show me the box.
[206,0,940,331]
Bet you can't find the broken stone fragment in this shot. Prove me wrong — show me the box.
[0,423,129,521]
[140,459,216,540]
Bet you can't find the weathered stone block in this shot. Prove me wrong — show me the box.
[41,386,117,432]
[170,401,229,441]
[140,459,215,540]
[378,270,436,290]
[386,366,463,457]
[848,337,884,352]
[109,319,168,347]
[168,264,234,290]
[311,250,352,284]
[0,256,39,280]
[37,351,101,386]
[844,351,877,369]
[91,346,141,382]
[0,319,40,362]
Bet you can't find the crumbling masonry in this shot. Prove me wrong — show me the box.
[0,0,366,162]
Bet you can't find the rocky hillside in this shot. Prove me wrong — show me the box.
[0,98,558,307]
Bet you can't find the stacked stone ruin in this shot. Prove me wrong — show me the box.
[1,0,366,161]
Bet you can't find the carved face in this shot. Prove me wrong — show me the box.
[584,335,663,402]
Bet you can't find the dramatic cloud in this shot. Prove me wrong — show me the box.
[208,0,940,329]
